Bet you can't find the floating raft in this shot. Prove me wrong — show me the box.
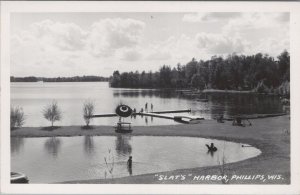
[138,112,204,124]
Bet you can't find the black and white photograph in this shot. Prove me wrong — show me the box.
[1,1,300,194]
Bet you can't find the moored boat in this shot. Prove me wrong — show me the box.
[11,172,29,183]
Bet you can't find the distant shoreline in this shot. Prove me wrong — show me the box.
[11,116,290,184]
[10,81,108,83]
[10,82,287,97]
[10,76,109,82]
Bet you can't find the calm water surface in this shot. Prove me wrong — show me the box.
[11,82,284,127]
[11,135,261,183]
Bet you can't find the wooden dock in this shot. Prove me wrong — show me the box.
[150,109,191,114]
[91,113,117,118]
[91,108,200,124]
[92,109,191,118]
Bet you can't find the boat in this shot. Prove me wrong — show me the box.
[173,116,204,124]
[11,172,29,183]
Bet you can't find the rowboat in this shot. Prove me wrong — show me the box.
[11,172,29,183]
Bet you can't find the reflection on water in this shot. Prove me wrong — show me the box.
[44,137,61,158]
[115,134,132,157]
[11,137,25,154]
[11,82,284,127]
[208,93,283,118]
[145,116,148,125]
[128,166,132,176]
[84,136,95,156]
[207,150,215,157]
[11,136,261,183]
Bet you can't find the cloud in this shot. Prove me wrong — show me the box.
[183,12,241,23]
[88,18,145,57]
[145,51,171,61]
[10,13,289,77]
[276,12,290,23]
[251,37,289,56]
[117,48,143,61]
[185,13,289,56]
[11,18,147,76]
[223,13,289,33]
[145,34,199,62]
[195,32,248,54]
[30,20,88,51]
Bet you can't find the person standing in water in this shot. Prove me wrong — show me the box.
[127,156,133,175]
[206,143,217,151]
[127,156,132,168]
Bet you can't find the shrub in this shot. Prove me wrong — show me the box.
[255,81,269,94]
[83,100,95,127]
[11,106,25,129]
[43,100,62,128]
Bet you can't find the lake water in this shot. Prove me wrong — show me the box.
[11,82,284,127]
[11,135,261,183]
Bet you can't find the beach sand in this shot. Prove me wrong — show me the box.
[11,115,290,184]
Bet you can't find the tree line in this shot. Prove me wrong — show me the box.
[10,75,109,82]
[110,51,290,94]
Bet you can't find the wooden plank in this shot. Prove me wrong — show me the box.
[150,109,191,114]
[136,112,175,120]
[91,113,117,118]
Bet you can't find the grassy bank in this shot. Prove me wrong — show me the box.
[11,115,290,184]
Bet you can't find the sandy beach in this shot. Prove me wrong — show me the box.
[11,115,290,184]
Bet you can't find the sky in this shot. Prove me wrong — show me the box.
[10,12,289,77]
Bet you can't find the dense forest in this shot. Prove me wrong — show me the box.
[11,76,109,82]
[110,51,290,95]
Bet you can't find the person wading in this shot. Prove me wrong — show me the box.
[127,156,133,176]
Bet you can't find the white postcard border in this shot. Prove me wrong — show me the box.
[1,1,300,194]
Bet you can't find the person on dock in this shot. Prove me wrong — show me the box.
[151,103,153,112]
[145,103,148,112]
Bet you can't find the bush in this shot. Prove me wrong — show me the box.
[43,100,62,128]
[11,106,25,129]
[255,81,269,94]
[83,100,95,127]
